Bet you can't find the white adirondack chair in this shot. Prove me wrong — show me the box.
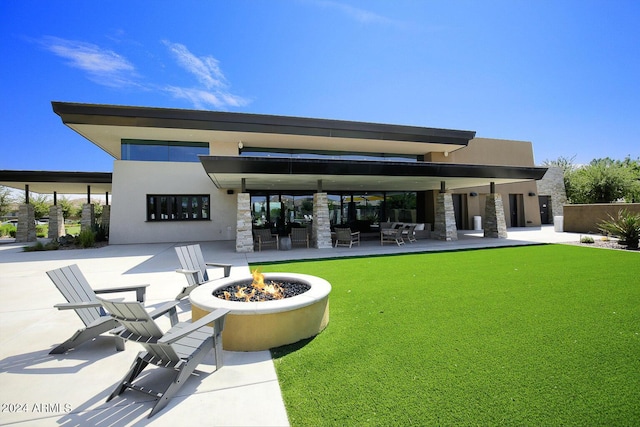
[46,264,149,354]
[98,297,229,418]
[174,244,232,300]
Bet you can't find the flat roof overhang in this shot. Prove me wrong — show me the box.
[200,156,548,192]
[0,171,112,195]
[51,102,476,159]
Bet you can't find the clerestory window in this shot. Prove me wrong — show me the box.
[122,139,209,162]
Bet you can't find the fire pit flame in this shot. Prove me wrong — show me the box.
[219,269,285,302]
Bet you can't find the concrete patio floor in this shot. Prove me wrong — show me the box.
[0,226,585,426]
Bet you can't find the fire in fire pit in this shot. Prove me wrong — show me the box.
[213,269,310,302]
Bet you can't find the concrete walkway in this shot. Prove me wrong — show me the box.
[0,226,584,426]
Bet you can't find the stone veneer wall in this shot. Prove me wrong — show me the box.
[47,205,65,239]
[81,204,95,232]
[15,204,36,243]
[536,166,567,219]
[433,193,458,241]
[484,194,508,238]
[101,205,110,229]
[313,193,333,248]
[236,193,254,252]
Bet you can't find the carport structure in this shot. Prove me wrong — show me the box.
[0,170,111,242]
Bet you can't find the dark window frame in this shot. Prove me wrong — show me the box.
[146,194,210,222]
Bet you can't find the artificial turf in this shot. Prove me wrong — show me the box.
[255,245,640,426]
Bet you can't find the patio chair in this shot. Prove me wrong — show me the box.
[253,228,279,251]
[97,297,229,418]
[174,244,232,300]
[381,227,405,246]
[335,228,360,248]
[402,224,418,243]
[289,227,310,248]
[46,264,149,354]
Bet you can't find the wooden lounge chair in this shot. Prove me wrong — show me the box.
[46,264,149,354]
[381,227,405,246]
[402,224,418,243]
[335,228,360,248]
[253,228,279,251]
[174,244,232,300]
[97,297,229,418]
[289,227,310,248]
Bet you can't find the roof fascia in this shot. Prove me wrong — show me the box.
[51,102,476,146]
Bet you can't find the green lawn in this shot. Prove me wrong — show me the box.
[255,245,640,426]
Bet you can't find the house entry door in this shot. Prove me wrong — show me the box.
[538,195,550,224]
[509,194,524,227]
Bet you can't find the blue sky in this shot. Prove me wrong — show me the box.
[1,0,638,172]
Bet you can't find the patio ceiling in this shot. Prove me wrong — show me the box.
[0,171,112,195]
[200,156,548,192]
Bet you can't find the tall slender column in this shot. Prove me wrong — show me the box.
[484,184,508,238]
[48,205,65,239]
[101,205,111,229]
[313,192,332,248]
[81,204,95,232]
[434,192,458,241]
[236,193,254,252]
[15,204,36,243]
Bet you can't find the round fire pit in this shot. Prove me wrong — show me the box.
[190,272,331,351]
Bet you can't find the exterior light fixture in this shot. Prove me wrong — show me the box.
[528,192,536,196]
[238,141,244,150]
[470,192,478,197]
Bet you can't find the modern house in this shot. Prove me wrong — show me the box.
[1,102,547,250]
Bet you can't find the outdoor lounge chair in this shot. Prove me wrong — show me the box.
[174,244,232,300]
[97,297,229,418]
[46,264,149,354]
[289,227,310,248]
[335,228,360,248]
[381,227,405,246]
[402,224,418,243]
[253,228,279,251]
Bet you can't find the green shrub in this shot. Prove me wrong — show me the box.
[92,223,109,242]
[0,224,16,238]
[77,229,96,248]
[598,209,640,249]
[23,240,59,252]
[581,235,595,244]
[36,224,47,238]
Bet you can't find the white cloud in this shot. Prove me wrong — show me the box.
[162,40,249,110]
[39,36,249,109]
[164,86,248,110]
[162,40,226,89]
[41,36,138,88]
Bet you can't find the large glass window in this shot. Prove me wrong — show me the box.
[385,192,417,223]
[147,195,210,221]
[122,139,209,162]
[240,147,418,162]
[249,191,417,233]
[250,193,314,233]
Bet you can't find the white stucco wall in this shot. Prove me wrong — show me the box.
[109,160,238,244]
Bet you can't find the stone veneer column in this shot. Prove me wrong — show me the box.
[484,193,508,238]
[15,204,36,243]
[236,193,254,253]
[101,205,111,229]
[81,204,95,232]
[433,192,458,241]
[47,205,65,240]
[313,193,333,248]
